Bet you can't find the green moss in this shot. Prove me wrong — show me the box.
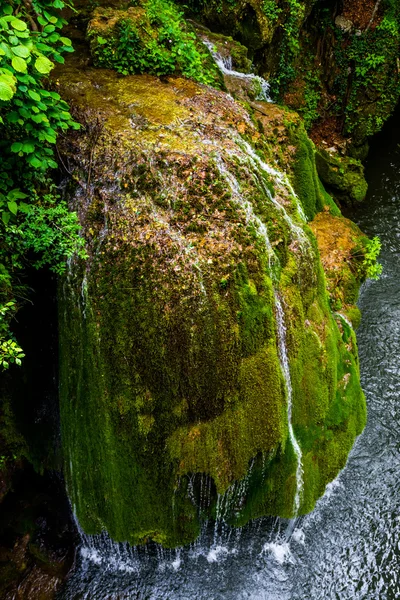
[317,179,341,217]
[57,68,366,547]
[315,149,368,205]
[284,118,324,220]
[168,340,286,493]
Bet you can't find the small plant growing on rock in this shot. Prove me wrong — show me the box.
[89,0,221,85]
[351,236,382,281]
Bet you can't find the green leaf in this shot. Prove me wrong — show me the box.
[10,19,27,32]
[11,56,27,73]
[44,12,58,24]
[10,142,23,153]
[34,55,54,74]
[22,142,35,154]
[48,33,61,43]
[7,201,18,215]
[11,45,30,58]
[44,25,56,33]
[43,132,56,143]
[3,5,13,15]
[7,189,28,200]
[0,81,14,101]
[32,113,49,124]
[59,37,72,46]
[28,89,41,102]
[18,202,31,213]
[2,212,10,225]
[0,69,17,84]
[15,73,30,83]
[14,30,30,39]
[97,36,108,45]
[27,156,43,168]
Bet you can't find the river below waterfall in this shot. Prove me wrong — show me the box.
[58,121,400,599]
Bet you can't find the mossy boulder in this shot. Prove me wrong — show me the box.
[177,0,275,53]
[56,63,366,547]
[315,148,368,205]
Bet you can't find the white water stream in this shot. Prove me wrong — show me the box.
[274,293,304,517]
[203,39,272,102]
[215,153,304,517]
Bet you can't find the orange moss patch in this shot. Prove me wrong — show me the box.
[251,101,300,164]
[310,211,361,271]
[310,211,366,316]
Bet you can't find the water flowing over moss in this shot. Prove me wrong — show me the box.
[57,65,366,547]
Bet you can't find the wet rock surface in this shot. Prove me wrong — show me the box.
[55,57,365,547]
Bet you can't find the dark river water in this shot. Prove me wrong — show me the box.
[59,123,400,599]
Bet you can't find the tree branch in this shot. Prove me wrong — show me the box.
[365,0,382,32]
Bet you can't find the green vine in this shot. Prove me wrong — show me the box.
[269,0,305,97]
[0,0,86,370]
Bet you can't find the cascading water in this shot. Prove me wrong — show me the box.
[215,152,305,518]
[239,139,308,224]
[61,146,308,592]
[274,293,304,517]
[57,43,377,595]
[203,38,272,102]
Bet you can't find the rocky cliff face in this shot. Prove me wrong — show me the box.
[56,54,366,546]
[177,0,400,206]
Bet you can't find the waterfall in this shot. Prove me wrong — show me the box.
[203,39,272,102]
[216,136,314,265]
[67,148,306,574]
[215,153,304,517]
[210,458,256,548]
[274,293,304,517]
[238,139,308,224]
[215,156,277,270]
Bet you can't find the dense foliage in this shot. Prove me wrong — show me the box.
[0,0,85,369]
[89,0,221,85]
[273,0,400,140]
[334,3,400,143]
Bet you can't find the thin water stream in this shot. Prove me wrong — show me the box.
[59,118,400,599]
[202,39,272,102]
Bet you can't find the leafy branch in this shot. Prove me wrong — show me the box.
[0,0,86,370]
